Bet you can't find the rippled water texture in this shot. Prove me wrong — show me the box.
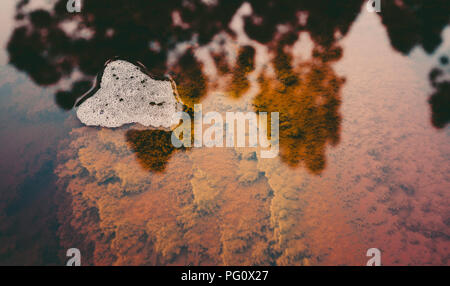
[0,0,449,265]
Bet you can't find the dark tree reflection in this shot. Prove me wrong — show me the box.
[7,0,367,109]
[377,0,449,54]
[228,45,256,98]
[428,56,450,129]
[376,0,450,128]
[243,0,364,46]
[254,44,343,173]
[126,129,179,172]
[6,0,450,172]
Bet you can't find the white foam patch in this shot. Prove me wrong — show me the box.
[76,60,183,128]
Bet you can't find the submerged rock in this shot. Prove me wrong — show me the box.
[76,60,183,128]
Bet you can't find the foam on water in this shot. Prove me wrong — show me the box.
[76,60,183,128]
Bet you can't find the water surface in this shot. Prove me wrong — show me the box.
[0,0,449,265]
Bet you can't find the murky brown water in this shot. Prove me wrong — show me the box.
[0,0,449,265]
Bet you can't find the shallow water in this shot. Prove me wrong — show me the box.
[0,0,449,265]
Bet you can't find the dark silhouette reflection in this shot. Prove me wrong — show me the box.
[169,48,208,108]
[374,0,450,128]
[125,129,180,172]
[125,104,195,172]
[376,0,449,54]
[429,81,450,129]
[244,0,364,46]
[8,0,236,108]
[228,45,256,98]
[6,0,450,172]
[55,80,92,110]
[7,0,365,109]
[428,56,450,129]
[254,45,343,173]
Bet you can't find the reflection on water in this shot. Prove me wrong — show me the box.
[428,57,450,129]
[126,129,180,172]
[254,45,342,173]
[0,0,449,265]
[228,45,256,98]
[170,48,208,108]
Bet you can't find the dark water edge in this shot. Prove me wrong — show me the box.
[0,161,62,265]
[0,68,74,265]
